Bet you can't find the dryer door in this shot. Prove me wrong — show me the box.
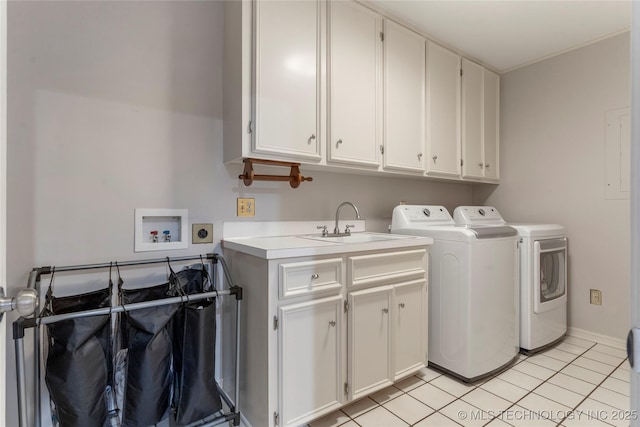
[533,238,567,314]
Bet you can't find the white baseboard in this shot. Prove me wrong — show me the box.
[568,326,627,350]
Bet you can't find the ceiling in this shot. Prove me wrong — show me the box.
[368,0,632,73]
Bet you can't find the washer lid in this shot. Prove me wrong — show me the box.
[509,223,565,238]
[391,226,479,242]
[468,225,518,239]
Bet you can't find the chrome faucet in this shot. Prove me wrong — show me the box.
[334,202,361,235]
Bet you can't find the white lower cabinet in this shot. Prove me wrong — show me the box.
[223,247,428,427]
[279,296,343,427]
[348,286,393,400]
[393,279,428,380]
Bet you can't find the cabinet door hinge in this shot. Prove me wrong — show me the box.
[344,301,349,312]
[461,158,464,167]
[273,315,278,330]
[380,145,384,155]
[274,411,279,426]
[380,32,384,42]
[247,120,253,134]
[344,382,349,395]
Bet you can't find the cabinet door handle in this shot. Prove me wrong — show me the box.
[399,303,405,308]
[382,308,389,314]
[417,153,423,160]
[478,162,484,168]
[337,139,343,145]
[311,274,319,280]
[308,134,316,143]
[432,155,438,163]
[485,163,490,168]
[329,320,336,327]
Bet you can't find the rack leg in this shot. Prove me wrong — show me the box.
[34,278,42,427]
[234,299,241,426]
[15,336,29,427]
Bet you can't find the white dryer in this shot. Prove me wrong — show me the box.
[453,206,567,354]
[391,205,519,382]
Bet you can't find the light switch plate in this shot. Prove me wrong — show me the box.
[192,223,213,244]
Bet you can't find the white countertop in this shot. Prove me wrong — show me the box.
[222,232,433,259]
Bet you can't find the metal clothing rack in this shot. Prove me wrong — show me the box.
[12,253,242,427]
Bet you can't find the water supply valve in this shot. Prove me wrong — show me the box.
[163,230,171,242]
[150,230,159,243]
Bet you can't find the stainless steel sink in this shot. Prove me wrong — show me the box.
[298,232,412,244]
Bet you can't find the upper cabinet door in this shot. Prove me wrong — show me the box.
[426,42,461,178]
[461,58,484,180]
[328,0,381,167]
[254,0,321,161]
[383,20,426,173]
[484,69,500,181]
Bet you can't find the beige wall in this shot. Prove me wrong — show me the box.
[474,33,631,341]
[6,2,473,424]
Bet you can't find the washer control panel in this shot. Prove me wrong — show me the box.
[391,205,455,229]
[453,206,505,225]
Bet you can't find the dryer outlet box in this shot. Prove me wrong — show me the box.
[590,289,602,305]
[192,224,213,244]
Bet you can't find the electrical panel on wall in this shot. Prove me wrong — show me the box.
[134,209,189,252]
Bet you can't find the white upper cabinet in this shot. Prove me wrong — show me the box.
[461,58,500,182]
[426,42,461,178]
[483,69,500,181]
[461,58,484,179]
[327,0,381,167]
[253,0,321,161]
[223,1,499,183]
[383,20,426,173]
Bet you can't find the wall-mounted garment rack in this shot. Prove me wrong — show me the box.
[12,253,242,427]
[239,157,313,188]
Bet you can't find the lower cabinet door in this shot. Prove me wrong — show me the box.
[394,279,427,380]
[278,295,343,427]
[348,286,393,400]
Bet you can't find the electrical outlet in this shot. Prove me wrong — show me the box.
[237,198,255,217]
[590,289,602,305]
[192,223,213,244]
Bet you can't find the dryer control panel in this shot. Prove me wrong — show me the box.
[453,206,506,225]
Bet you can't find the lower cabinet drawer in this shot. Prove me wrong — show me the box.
[348,249,426,288]
[279,258,343,299]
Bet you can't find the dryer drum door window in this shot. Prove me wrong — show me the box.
[533,238,567,314]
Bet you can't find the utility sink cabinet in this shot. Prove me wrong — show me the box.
[222,237,429,427]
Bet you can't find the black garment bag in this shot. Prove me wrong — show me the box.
[172,267,222,425]
[119,270,179,427]
[44,274,112,427]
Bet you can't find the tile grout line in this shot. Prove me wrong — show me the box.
[488,341,596,427]
[330,340,627,427]
[556,357,631,427]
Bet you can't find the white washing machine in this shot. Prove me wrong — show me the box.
[453,206,567,354]
[391,205,520,382]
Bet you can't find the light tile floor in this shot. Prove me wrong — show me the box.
[309,336,632,427]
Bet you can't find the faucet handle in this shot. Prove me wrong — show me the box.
[344,224,355,235]
[317,225,328,236]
